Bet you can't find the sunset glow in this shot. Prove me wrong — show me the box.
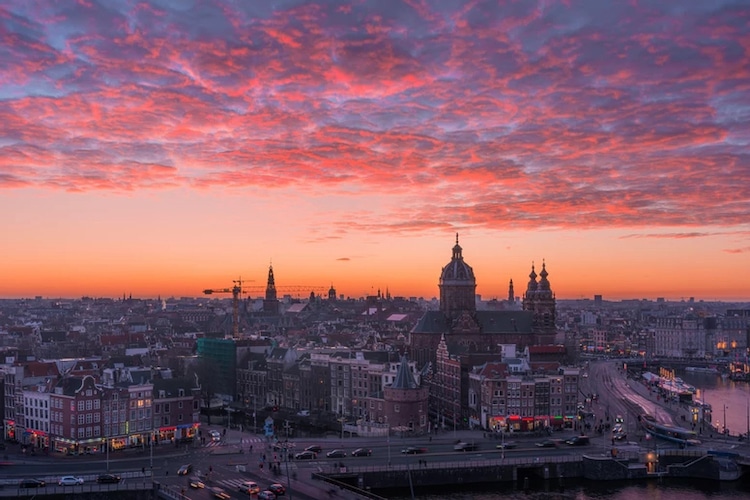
[1,1,749,301]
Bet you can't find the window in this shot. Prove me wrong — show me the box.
[78,414,84,425]
[78,401,84,411]
[86,400,93,410]
[394,404,400,413]
[154,404,160,414]
[178,401,183,409]
[86,413,93,424]
[164,403,170,413]
[94,399,100,409]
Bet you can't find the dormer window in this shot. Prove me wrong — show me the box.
[159,391,166,399]
[178,389,184,397]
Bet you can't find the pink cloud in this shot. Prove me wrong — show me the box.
[0,0,748,235]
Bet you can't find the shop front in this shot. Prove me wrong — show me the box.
[157,426,176,444]
[26,429,49,450]
[3,420,16,442]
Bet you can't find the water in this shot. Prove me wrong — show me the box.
[679,371,750,435]
[386,371,750,499]
[386,478,750,499]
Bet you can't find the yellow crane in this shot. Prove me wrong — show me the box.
[203,277,255,338]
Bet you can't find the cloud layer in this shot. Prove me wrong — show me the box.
[2,0,749,233]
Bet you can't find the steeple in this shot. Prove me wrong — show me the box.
[265,265,277,301]
[538,260,550,291]
[263,264,280,315]
[508,279,514,302]
[527,262,538,292]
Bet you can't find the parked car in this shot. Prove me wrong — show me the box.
[189,476,205,489]
[177,464,193,475]
[304,445,322,453]
[295,450,317,460]
[58,476,84,486]
[96,474,121,484]
[258,490,277,500]
[496,441,518,449]
[535,439,559,448]
[19,478,46,488]
[297,410,310,417]
[565,435,590,446]
[268,483,286,495]
[239,481,260,494]
[453,442,478,451]
[210,486,231,499]
[401,447,428,455]
[352,448,372,457]
[326,449,347,458]
[209,430,221,441]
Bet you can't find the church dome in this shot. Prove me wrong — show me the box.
[439,234,476,285]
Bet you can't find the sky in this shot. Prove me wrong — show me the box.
[1,0,749,302]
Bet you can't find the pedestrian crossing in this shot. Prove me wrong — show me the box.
[203,436,264,448]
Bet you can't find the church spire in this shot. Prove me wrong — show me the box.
[508,279,514,302]
[527,262,538,292]
[539,260,550,291]
[452,232,463,260]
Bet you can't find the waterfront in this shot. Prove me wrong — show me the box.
[680,370,750,436]
[390,477,750,499]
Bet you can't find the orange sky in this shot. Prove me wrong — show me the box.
[1,1,749,302]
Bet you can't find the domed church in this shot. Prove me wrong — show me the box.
[409,234,557,371]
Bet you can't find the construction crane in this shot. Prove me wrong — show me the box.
[202,277,255,338]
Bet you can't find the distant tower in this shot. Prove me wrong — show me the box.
[438,233,477,318]
[328,284,336,301]
[523,260,556,342]
[508,279,514,303]
[263,265,280,315]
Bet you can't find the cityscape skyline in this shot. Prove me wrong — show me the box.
[1,1,749,301]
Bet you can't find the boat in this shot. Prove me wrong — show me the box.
[640,414,701,446]
[685,366,719,375]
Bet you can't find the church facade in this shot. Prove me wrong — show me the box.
[409,235,557,372]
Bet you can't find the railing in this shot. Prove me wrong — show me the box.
[0,480,153,497]
[324,454,581,474]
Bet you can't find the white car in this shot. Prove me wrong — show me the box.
[58,476,84,486]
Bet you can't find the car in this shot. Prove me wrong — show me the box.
[297,410,310,417]
[496,441,518,449]
[58,476,84,486]
[210,486,232,499]
[19,478,46,488]
[295,450,317,460]
[613,431,627,441]
[177,464,193,475]
[239,481,260,494]
[304,445,322,453]
[615,415,624,424]
[401,446,428,455]
[96,474,121,484]
[565,435,590,446]
[209,430,221,441]
[326,449,347,458]
[536,439,559,448]
[189,476,206,489]
[352,448,372,457]
[258,490,277,500]
[268,483,286,495]
[453,442,478,451]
